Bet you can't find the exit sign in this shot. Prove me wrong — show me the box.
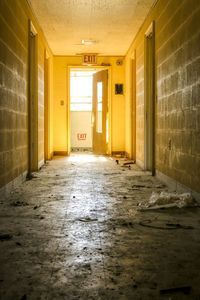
[82,54,97,65]
[77,133,87,140]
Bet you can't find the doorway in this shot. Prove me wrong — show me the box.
[69,67,110,155]
[44,51,50,162]
[28,21,38,175]
[144,22,155,174]
[130,53,136,160]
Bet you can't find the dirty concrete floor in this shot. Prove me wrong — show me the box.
[0,154,200,300]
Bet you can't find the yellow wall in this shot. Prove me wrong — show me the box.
[125,0,200,192]
[53,56,125,154]
[0,0,53,188]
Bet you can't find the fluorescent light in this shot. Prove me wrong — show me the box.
[81,39,97,45]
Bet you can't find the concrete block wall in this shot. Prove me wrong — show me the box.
[135,42,145,165]
[126,0,200,193]
[0,0,52,190]
[0,0,28,188]
[156,0,200,192]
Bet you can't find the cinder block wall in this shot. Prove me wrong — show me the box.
[126,0,200,192]
[0,0,52,189]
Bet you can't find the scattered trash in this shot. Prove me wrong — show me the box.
[0,234,12,241]
[132,184,164,189]
[118,221,134,227]
[78,217,98,222]
[123,161,135,165]
[166,223,194,229]
[133,284,138,289]
[138,192,198,210]
[82,263,91,271]
[11,201,29,207]
[26,173,38,180]
[133,184,146,188]
[138,220,194,230]
[104,172,121,176]
[160,286,192,295]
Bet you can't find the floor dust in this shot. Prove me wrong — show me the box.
[0,154,200,300]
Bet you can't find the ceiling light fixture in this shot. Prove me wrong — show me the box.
[81,39,97,45]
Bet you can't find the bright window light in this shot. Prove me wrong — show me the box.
[70,73,93,111]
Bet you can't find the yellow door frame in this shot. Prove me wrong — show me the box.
[44,50,50,161]
[67,65,112,155]
[144,21,155,174]
[28,20,38,175]
[130,50,136,160]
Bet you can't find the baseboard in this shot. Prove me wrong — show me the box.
[111,151,126,157]
[0,171,27,200]
[124,151,130,158]
[53,151,68,156]
[38,159,44,169]
[156,170,200,202]
[136,159,144,170]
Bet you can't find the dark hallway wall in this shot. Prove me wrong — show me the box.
[0,0,52,191]
[126,0,200,193]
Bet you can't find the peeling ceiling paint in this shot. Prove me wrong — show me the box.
[28,0,155,55]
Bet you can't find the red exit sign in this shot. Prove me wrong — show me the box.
[82,54,97,65]
[77,133,87,140]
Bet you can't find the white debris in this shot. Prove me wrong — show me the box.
[139,192,198,210]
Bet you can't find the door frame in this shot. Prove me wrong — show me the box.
[44,50,50,161]
[130,50,136,160]
[144,21,155,174]
[67,66,112,155]
[28,20,38,175]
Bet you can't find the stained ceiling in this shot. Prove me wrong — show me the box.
[28,0,155,56]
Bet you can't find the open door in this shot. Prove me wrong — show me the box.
[92,70,108,154]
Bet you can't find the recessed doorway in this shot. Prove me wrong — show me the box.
[144,22,155,174]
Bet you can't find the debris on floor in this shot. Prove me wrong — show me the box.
[138,219,194,230]
[77,217,98,222]
[0,154,200,299]
[138,191,198,210]
[11,200,29,207]
[123,161,135,165]
[0,234,13,241]
[160,286,192,295]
